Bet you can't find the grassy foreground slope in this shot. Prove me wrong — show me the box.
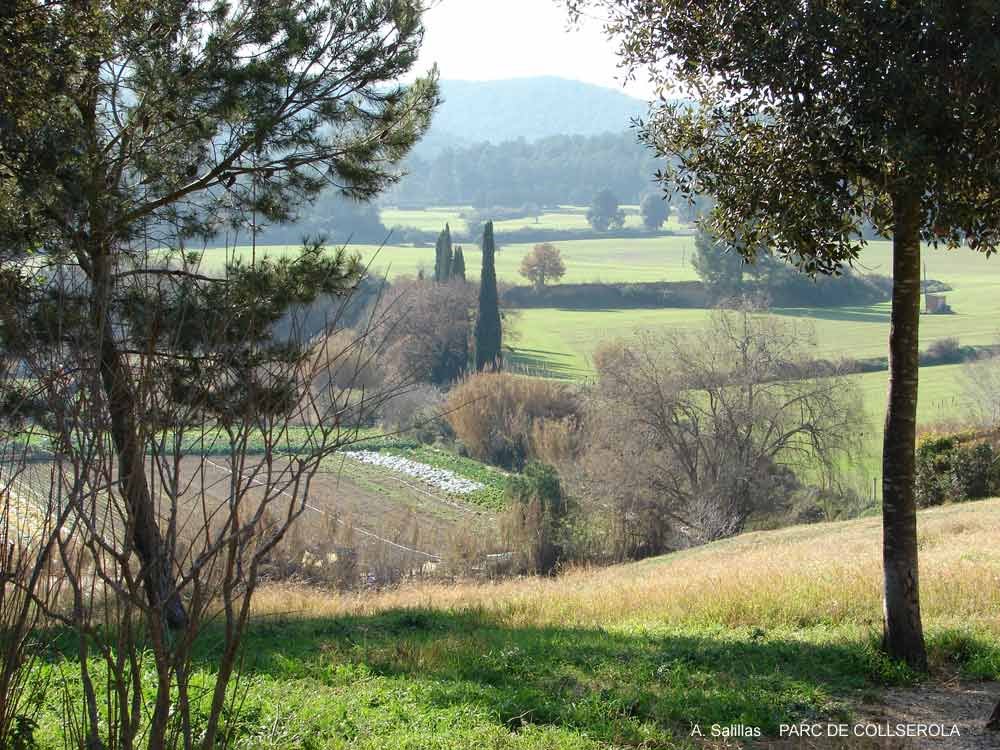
[37,500,1000,748]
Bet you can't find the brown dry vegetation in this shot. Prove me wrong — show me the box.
[186,456,499,584]
[444,372,580,468]
[4,455,500,591]
[250,498,1000,638]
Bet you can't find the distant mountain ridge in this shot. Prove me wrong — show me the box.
[418,76,650,151]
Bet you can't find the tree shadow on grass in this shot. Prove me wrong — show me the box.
[770,306,891,325]
[189,608,880,745]
[506,349,585,380]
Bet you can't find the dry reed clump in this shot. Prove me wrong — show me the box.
[444,372,580,468]
[252,498,1000,636]
[528,417,580,466]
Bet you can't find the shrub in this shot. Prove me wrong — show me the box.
[916,435,959,507]
[949,441,998,501]
[529,416,581,465]
[501,462,570,575]
[379,385,450,444]
[915,433,999,507]
[919,337,966,365]
[444,372,580,469]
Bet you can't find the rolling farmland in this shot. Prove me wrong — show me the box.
[193,233,699,284]
[193,211,1000,477]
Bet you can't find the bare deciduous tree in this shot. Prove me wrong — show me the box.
[0,243,401,750]
[0,444,68,749]
[583,304,864,551]
[373,277,477,386]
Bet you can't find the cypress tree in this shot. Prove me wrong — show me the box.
[445,224,453,277]
[475,221,503,370]
[433,230,444,281]
[451,246,466,280]
[434,223,453,282]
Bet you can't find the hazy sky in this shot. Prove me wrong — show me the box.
[414,0,656,99]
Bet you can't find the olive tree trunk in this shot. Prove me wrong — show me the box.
[881,191,927,671]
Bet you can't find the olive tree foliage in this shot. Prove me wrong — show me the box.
[566,0,1000,672]
[583,306,863,551]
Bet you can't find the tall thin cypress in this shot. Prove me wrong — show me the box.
[434,223,453,282]
[433,229,444,281]
[451,246,466,280]
[475,221,502,370]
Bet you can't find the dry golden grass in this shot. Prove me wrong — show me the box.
[1,488,51,544]
[253,498,1000,636]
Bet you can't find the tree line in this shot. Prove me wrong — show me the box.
[385,132,665,208]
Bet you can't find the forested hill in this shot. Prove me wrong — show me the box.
[419,77,650,150]
[388,131,663,208]
[257,79,658,231]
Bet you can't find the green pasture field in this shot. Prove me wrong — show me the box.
[379,205,690,237]
[380,206,470,233]
[842,363,976,479]
[499,238,999,481]
[190,234,998,455]
[508,239,1000,375]
[193,233,700,284]
[509,306,985,479]
[194,231,997,298]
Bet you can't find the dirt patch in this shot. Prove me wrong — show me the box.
[751,681,1000,750]
[855,680,1000,750]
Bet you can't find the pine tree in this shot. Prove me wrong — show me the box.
[0,0,437,630]
[434,223,453,282]
[474,222,503,370]
[451,246,466,280]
